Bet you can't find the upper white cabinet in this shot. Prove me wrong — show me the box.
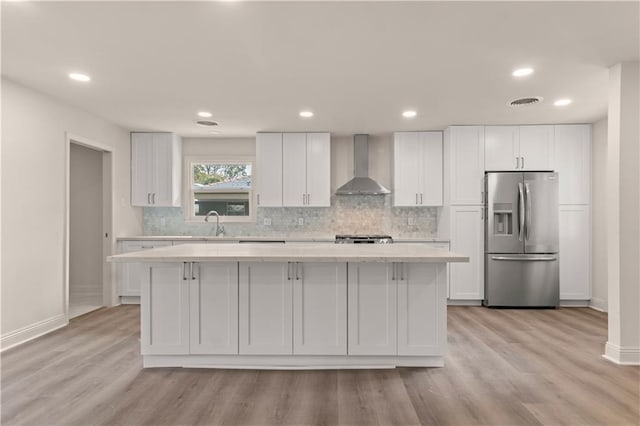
[283,132,331,207]
[255,133,283,207]
[444,126,485,204]
[131,132,182,207]
[393,131,443,206]
[256,132,330,207]
[484,125,554,171]
[554,124,591,205]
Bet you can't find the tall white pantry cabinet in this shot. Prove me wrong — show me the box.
[441,124,591,303]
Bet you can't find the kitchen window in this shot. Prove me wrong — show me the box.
[185,157,255,223]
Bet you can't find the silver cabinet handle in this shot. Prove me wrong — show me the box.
[525,182,531,241]
[257,193,260,205]
[152,193,156,204]
[191,262,196,281]
[287,262,291,281]
[515,157,519,169]
[492,256,557,261]
[392,263,396,281]
[183,262,188,280]
[296,262,301,280]
[302,194,306,205]
[518,183,525,241]
[521,157,525,169]
[420,193,423,204]
[307,193,310,205]
[147,193,151,204]
[415,193,419,205]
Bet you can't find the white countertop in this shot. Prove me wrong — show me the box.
[108,242,467,263]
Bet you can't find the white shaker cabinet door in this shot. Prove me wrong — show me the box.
[420,131,443,206]
[554,124,591,205]
[305,133,331,207]
[256,133,283,207]
[190,263,239,355]
[347,263,397,355]
[293,262,347,355]
[445,126,485,205]
[131,133,154,206]
[282,133,307,207]
[448,206,484,300]
[559,205,591,300]
[484,126,519,171]
[393,132,422,206]
[239,262,293,355]
[519,125,555,171]
[398,263,447,356]
[140,263,190,355]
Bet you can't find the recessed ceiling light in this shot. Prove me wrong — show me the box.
[299,111,314,118]
[69,72,91,82]
[554,99,572,107]
[402,110,417,118]
[197,111,212,118]
[512,68,534,77]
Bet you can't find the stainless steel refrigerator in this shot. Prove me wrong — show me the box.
[484,172,559,307]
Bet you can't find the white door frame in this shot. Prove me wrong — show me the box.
[64,132,116,320]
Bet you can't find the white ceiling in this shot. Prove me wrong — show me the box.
[2,1,638,137]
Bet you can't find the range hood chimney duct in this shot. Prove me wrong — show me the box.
[335,134,391,195]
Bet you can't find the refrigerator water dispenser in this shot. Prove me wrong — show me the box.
[493,203,513,235]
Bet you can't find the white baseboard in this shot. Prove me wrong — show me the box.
[589,297,607,312]
[603,342,640,365]
[1,314,68,352]
[559,300,590,307]
[120,296,140,304]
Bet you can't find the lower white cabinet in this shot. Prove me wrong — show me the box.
[447,205,484,300]
[141,263,190,355]
[190,263,238,354]
[347,263,397,355]
[293,262,347,355]
[398,263,447,356]
[238,262,293,355]
[118,241,172,297]
[559,205,591,300]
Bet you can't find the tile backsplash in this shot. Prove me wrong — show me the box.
[143,195,438,238]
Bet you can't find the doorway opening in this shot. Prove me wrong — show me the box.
[65,134,114,319]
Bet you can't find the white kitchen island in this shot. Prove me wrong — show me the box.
[108,243,468,369]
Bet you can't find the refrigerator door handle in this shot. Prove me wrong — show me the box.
[525,182,532,241]
[491,256,557,261]
[518,182,525,241]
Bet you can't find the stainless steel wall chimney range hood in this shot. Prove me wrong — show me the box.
[335,134,391,195]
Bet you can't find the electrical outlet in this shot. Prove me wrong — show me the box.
[263,218,272,226]
[298,217,304,226]
[408,217,415,226]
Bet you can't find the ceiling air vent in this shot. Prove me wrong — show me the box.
[508,97,543,107]
[196,120,219,127]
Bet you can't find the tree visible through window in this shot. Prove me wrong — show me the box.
[192,163,252,217]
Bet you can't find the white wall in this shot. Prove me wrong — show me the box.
[69,144,103,297]
[1,78,142,349]
[591,118,608,311]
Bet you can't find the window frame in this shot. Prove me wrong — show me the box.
[184,155,256,223]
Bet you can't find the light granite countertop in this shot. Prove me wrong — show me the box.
[115,235,450,243]
[108,242,467,263]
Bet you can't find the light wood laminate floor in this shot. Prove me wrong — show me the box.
[2,305,638,425]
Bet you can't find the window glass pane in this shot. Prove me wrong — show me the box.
[192,164,251,217]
